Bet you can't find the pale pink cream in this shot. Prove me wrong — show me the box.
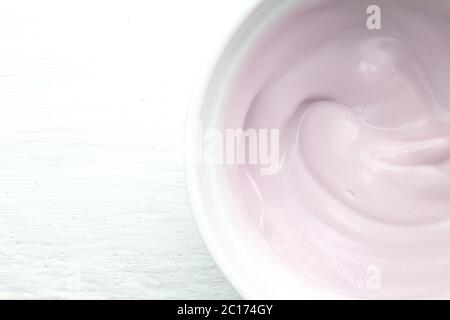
[222,0,450,298]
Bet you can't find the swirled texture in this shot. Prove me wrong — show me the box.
[224,0,450,298]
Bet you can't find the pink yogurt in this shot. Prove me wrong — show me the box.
[221,0,450,298]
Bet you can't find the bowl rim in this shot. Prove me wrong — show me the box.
[183,0,263,299]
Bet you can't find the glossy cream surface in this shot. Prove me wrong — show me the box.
[223,0,450,298]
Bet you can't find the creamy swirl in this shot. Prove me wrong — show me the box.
[223,0,450,298]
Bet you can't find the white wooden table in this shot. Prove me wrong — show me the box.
[0,0,257,299]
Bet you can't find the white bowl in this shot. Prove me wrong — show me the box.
[184,0,346,299]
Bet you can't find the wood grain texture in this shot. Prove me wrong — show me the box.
[0,0,257,299]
